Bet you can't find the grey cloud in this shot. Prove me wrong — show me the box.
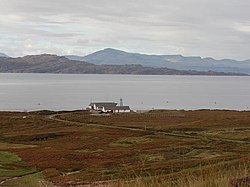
[0,0,249,59]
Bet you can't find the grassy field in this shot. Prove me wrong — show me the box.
[0,110,249,186]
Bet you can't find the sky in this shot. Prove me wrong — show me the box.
[0,0,249,60]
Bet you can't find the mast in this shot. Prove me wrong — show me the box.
[120,98,123,106]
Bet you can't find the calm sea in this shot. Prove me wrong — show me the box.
[0,73,249,111]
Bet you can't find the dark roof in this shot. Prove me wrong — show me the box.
[89,102,117,107]
[103,106,130,111]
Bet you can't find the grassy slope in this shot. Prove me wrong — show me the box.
[0,110,249,186]
[2,172,54,187]
[0,151,21,164]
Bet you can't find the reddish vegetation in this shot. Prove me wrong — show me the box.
[0,110,249,186]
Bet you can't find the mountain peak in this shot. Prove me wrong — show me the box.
[98,48,128,55]
[102,48,116,51]
[102,48,124,52]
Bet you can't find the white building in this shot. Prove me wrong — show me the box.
[87,102,131,113]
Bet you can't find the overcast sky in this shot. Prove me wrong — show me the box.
[0,0,249,59]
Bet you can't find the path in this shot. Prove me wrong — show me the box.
[47,113,250,144]
[0,171,37,186]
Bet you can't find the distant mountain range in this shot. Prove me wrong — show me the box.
[66,48,250,74]
[0,54,246,75]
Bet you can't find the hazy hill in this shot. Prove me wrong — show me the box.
[0,53,8,57]
[0,54,93,73]
[66,48,250,74]
[67,48,168,67]
[0,54,246,75]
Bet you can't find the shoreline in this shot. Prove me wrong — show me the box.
[0,72,249,76]
[1,108,250,113]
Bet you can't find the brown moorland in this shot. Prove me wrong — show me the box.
[0,110,249,186]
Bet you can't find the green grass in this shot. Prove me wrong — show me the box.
[0,167,36,177]
[0,151,40,185]
[0,151,22,164]
[2,172,54,187]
